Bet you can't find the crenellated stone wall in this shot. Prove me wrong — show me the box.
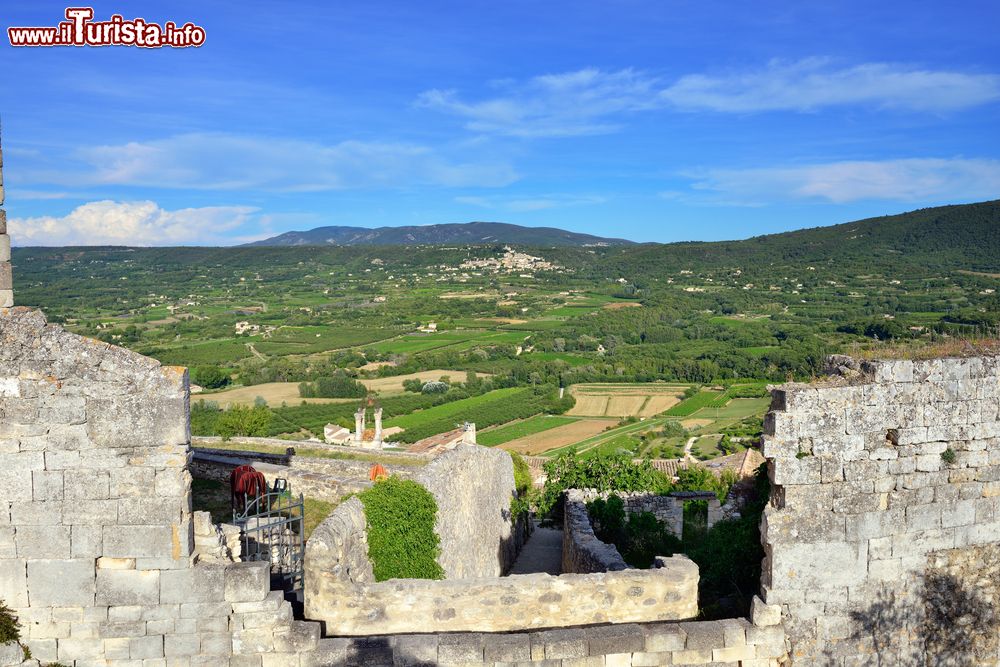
[762,355,1000,665]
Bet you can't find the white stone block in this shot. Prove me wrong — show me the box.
[0,559,28,607]
[96,569,160,606]
[27,559,95,607]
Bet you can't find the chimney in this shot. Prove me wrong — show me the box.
[0,132,11,308]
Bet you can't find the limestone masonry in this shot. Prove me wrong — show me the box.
[763,356,1000,665]
[2,282,999,664]
[0,141,12,309]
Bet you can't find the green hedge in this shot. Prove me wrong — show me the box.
[358,478,444,581]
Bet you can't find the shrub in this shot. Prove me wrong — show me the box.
[0,600,19,644]
[216,404,273,440]
[941,448,956,465]
[300,374,367,398]
[685,463,771,618]
[537,453,672,519]
[587,495,681,569]
[509,451,534,519]
[192,365,230,389]
[358,477,444,581]
[674,465,737,503]
[421,381,449,394]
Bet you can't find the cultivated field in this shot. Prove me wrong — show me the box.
[205,369,486,407]
[567,383,686,417]
[203,382,352,408]
[499,418,618,455]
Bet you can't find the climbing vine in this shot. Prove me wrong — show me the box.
[358,477,444,581]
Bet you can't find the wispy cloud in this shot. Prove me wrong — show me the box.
[26,133,518,192]
[10,200,258,246]
[454,193,606,211]
[661,58,1000,113]
[419,60,1000,136]
[418,68,658,137]
[686,158,1000,204]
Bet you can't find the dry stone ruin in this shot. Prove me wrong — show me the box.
[0,175,998,664]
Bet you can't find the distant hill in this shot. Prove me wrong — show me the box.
[613,199,1000,273]
[244,221,635,247]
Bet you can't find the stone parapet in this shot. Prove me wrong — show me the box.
[306,556,699,636]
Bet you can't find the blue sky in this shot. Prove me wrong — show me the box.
[2,0,999,245]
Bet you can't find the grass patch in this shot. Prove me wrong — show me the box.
[664,391,724,417]
[477,415,578,447]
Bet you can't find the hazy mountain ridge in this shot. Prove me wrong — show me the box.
[244,221,636,247]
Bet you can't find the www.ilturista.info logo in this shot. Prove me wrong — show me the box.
[8,7,205,48]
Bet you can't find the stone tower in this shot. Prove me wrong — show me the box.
[0,132,11,308]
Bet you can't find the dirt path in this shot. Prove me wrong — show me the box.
[683,436,697,461]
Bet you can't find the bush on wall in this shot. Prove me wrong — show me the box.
[0,600,19,644]
[358,477,444,581]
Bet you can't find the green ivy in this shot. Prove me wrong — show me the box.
[509,451,534,520]
[358,477,444,581]
[536,452,672,520]
[0,600,20,644]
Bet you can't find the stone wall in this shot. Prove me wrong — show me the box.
[0,142,10,309]
[762,356,1000,665]
[415,444,519,578]
[306,555,699,635]
[562,489,629,573]
[564,489,722,574]
[302,443,521,593]
[0,308,334,666]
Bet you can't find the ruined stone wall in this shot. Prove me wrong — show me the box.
[0,308,333,665]
[562,489,629,573]
[294,615,785,666]
[0,144,10,309]
[415,444,520,578]
[306,555,699,635]
[762,356,1000,665]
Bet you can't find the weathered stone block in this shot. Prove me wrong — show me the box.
[225,562,269,603]
[160,565,226,604]
[16,525,71,558]
[750,595,782,627]
[300,638,349,667]
[26,559,94,606]
[103,525,175,559]
[96,569,159,606]
[130,634,164,659]
[536,629,587,659]
[586,623,644,655]
[437,633,484,662]
[642,622,686,652]
[481,633,528,662]
[272,621,320,654]
[0,558,25,608]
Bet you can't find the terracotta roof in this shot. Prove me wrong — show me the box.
[407,427,467,455]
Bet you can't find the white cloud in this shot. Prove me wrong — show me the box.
[10,200,258,246]
[686,158,1000,204]
[418,68,658,137]
[419,60,1000,136]
[59,133,517,191]
[660,58,1000,113]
